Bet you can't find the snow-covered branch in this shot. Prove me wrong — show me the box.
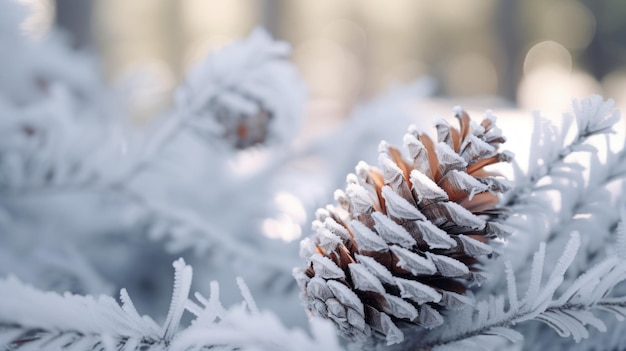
[0,25,305,283]
[405,233,626,350]
[0,259,342,351]
[504,95,620,209]
[482,96,626,300]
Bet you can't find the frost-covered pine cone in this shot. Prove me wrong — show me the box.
[293,108,513,345]
[176,29,305,150]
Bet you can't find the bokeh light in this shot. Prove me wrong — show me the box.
[519,40,601,115]
[523,41,572,76]
[536,1,595,51]
[262,191,307,242]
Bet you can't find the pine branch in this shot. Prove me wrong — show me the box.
[543,137,626,242]
[0,264,167,350]
[503,95,619,209]
[174,279,343,351]
[0,242,114,296]
[0,86,122,194]
[502,99,618,238]
[505,143,626,287]
[405,233,626,350]
[483,96,625,297]
[2,175,299,275]
[0,259,342,351]
[516,204,626,351]
[136,192,299,272]
[0,27,305,276]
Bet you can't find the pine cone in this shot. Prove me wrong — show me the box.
[293,108,513,345]
[213,101,273,149]
[176,29,305,150]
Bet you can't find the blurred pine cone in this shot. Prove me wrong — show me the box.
[213,101,273,149]
[293,108,513,345]
[175,29,305,150]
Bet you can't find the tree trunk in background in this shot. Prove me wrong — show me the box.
[55,0,93,49]
[164,0,184,76]
[496,0,522,103]
[261,0,279,38]
[581,0,608,80]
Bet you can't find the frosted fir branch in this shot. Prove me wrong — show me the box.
[0,259,191,350]
[486,96,625,295]
[0,259,342,351]
[173,278,342,351]
[0,275,165,350]
[136,191,299,272]
[0,86,126,193]
[519,142,626,271]
[4,182,298,274]
[403,233,626,350]
[0,22,306,279]
[0,242,115,296]
[2,172,299,276]
[539,151,626,281]
[517,214,626,349]
[1,142,298,275]
[0,28,305,275]
[503,95,620,209]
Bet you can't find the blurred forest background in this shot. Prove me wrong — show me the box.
[21,0,626,133]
